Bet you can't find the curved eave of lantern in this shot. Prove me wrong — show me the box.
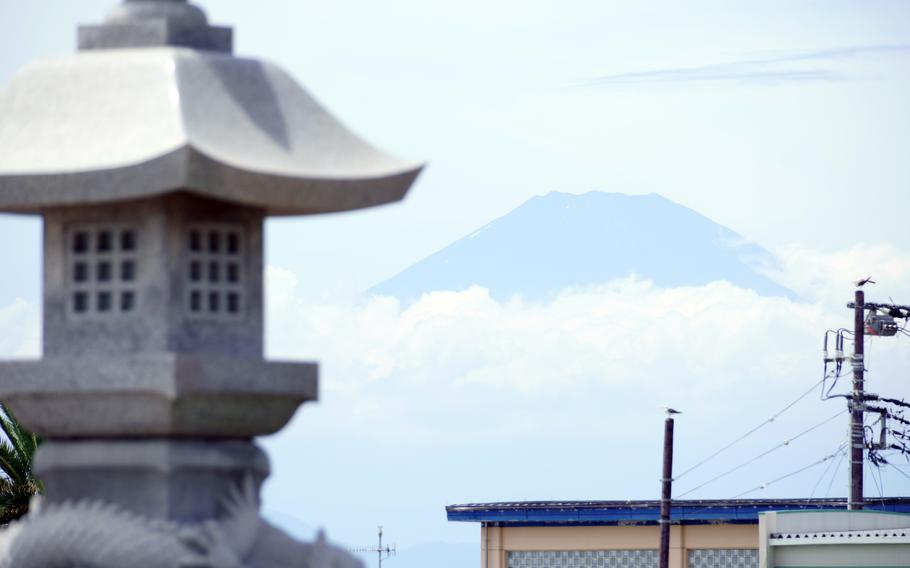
[0,48,423,215]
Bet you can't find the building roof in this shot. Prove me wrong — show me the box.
[0,5,422,216]
[446,498,910,527]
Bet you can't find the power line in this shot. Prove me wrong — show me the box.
[867,461,885,506]
[825,450,847,497]
[888,462,910,483]
[875,464,887,503]
[677,410,845,498]
[809,437,846,499]
[676,442,850,520]
[878,465,888,497]
[731,443,847,499]
[675,377,826,480]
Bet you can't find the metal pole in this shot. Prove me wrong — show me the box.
[849,289,865,510]
[378,526,383,568]
[659,416,674,568]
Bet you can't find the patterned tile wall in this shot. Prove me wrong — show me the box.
[687,549,758,568]
[506,549,758,568]
[508,550,658,568]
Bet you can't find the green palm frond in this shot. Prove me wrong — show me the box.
[0,402,42,524]
[0,403,38,462]
[0,440,28,486]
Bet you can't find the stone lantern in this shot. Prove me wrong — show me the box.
[0,0,421,565]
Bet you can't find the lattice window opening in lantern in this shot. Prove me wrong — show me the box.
[185,223,245,319]
[66,224,140,317]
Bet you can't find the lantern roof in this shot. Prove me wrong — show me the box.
[0,1,422,215]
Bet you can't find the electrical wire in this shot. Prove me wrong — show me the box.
[676,410,846,498]
[888,462,910,482]
[825,449,847,497]
[823,367,848,400]
[731,443,847,499]
[809,437,846,499]
[876,463,887,502]
[675,377,827,481]
[821,328,856,401]
[669,442,847,521]
[867,461,885,506]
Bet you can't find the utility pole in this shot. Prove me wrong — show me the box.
[659,409,678,568]
[834,283,910,509]
[838,284,910,509]
[849,289,865,510]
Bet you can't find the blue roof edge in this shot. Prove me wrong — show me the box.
[446,498,910,526]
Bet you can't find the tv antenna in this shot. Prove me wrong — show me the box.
[350,525,396,568]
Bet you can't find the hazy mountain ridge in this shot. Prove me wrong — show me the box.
[370,191,795,301]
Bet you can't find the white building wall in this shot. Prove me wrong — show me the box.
[759,511,910,568]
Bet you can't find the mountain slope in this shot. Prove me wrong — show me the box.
[370,191,794,300]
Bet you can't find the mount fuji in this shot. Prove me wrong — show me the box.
[370,191,795,301]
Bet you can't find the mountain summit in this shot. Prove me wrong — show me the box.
[370,191,795,301]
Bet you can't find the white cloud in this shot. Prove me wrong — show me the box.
[0,250,904,547]
[265,244,910,445]
[261,245,910,546]
[0,299,40,358]
[768,242,910,307]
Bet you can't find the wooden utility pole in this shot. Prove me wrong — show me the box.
[659,414,675,568]
[849,289,865,510]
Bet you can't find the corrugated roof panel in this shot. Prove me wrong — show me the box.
[446,498,910,527]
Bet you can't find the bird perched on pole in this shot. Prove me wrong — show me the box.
[663,407,682,416]
[854,276,876,287]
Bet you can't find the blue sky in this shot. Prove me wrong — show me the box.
[1,0,910,563]
[3,1,909,300]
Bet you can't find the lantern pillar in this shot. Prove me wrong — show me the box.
[0,1,421,565]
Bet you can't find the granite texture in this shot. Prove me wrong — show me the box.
[0,354,317,437]
[80,0,232,53]
[0,1,414,565]
[0,194,319,437]
[4,448,362,567]
[0,48,422,215]
[35,439,270,522]
[41,195,266,359]
[80,0,233,53]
